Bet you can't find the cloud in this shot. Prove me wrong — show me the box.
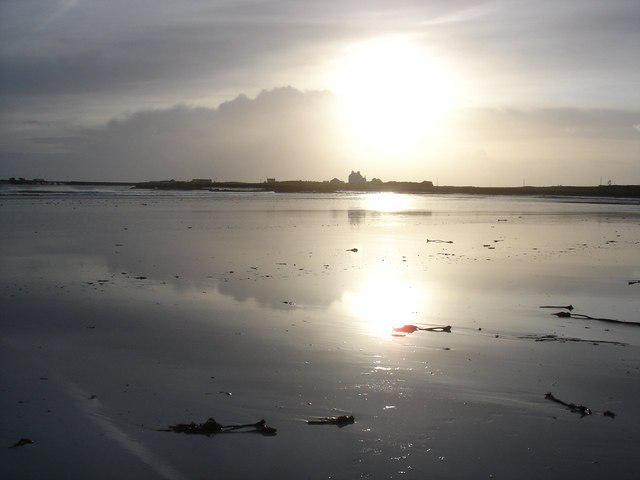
[1,87,347,181]
[456,108,640,141]
[1,0,639,109]
[0,1,638,185]
[1,87,638,185]
[0,0,421,97]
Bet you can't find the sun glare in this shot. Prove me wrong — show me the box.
[329,37,460,155]
[364,192,413,213]
[342,266,426,338]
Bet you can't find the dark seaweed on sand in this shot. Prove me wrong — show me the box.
[552,311,640,326]
[10,438,34,448]
[519,334,626,346]
[393,324,451,334]
[545,393,615,418]
[161,418,277,436]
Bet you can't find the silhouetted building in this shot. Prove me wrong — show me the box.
[348,171,366,184]
[330,177,345,185]
[266,178,276,184]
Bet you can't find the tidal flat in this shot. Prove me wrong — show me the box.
[1,187,639,479]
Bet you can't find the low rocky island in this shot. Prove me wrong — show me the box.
[4,175,640,197]
[130,176,640,197]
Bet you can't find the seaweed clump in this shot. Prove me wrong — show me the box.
[163,418,277,436]
[544,393,615,419]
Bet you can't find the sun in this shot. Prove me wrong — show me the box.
[328,36,460,155]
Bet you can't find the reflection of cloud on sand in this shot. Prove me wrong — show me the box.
[213,272,350,310]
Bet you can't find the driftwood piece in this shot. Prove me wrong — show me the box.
[426,239,453,244]
[307,415,355,426]
[540,304,574,311]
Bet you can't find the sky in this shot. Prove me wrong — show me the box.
[0,0,638,185]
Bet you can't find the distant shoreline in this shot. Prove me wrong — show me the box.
[2,178,640,198]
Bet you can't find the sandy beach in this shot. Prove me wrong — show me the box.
[1,187,639,479]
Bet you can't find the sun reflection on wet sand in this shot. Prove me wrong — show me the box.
[364,192,414,213]
[342,264,426,338]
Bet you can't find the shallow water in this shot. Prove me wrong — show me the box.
[1,188,639,479]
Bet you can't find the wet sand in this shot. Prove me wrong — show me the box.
[1,188,639,479]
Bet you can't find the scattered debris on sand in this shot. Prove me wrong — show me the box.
[551,311,640,327]
[540,304,574,311]
[426,239,453,244]
[10,438,34,448]
[161,418,277,436]
[544,393,615,419]
[520,334,626,346]
[307,415,355,426]
[346,248,358,252]
[393,325,451,334]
